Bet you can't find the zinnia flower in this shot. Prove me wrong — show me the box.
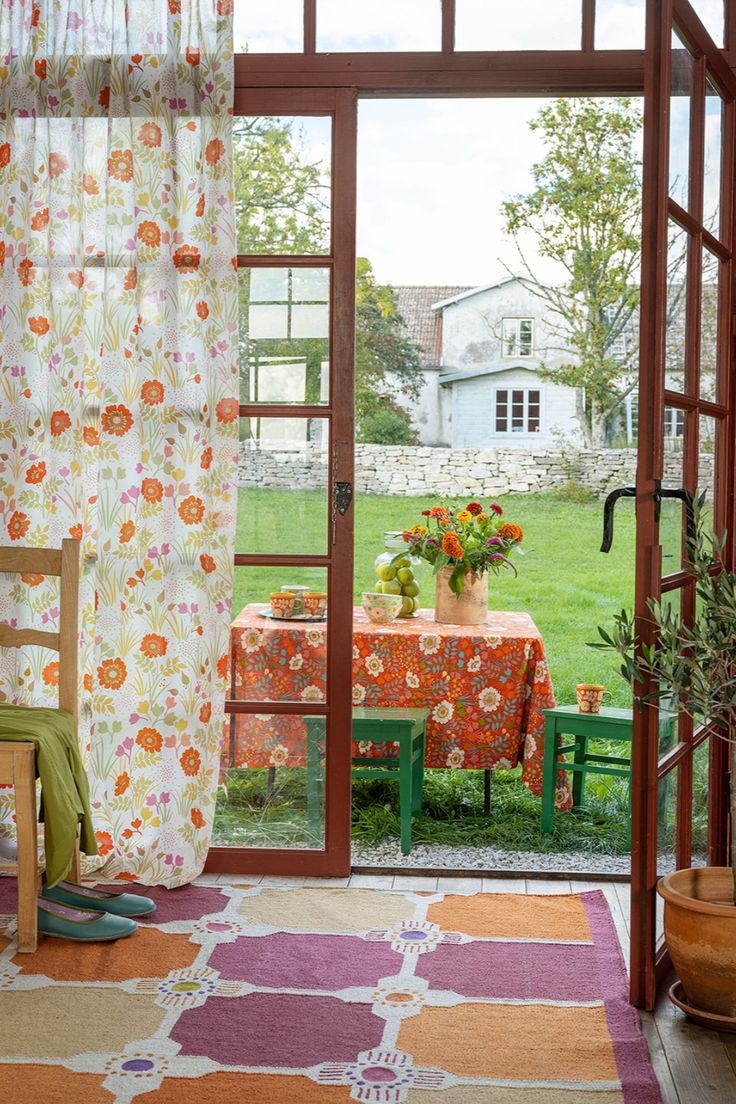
[486,536,504,547]
[489,502,503,515]
[456,510,472,523]
[429,506,449,518]
[442,531,464,559]
[498,522,523,542]
[467,502,483,515]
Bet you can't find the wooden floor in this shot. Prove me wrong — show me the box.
[197,871,736,1103]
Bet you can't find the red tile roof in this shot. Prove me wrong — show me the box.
[392,285,473,366]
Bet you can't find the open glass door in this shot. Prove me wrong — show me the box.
[632,0,735,1007]
[206,88,357,876]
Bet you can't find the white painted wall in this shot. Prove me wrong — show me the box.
[450,367,578,449]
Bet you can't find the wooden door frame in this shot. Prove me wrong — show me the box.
[206,87,357,877]
[631,0,736,1008]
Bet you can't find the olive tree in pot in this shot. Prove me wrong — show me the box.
[594,494,736,1026]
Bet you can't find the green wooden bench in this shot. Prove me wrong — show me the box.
[306,706,428,855]
[540,704,676,846]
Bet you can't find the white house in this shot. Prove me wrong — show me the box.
[393,276,582,448]
[392,274,707,450]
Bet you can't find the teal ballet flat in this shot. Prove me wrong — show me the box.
[37,898,138,942]
[42,880,156,918]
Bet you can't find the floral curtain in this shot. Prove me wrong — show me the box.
[0,0,237,885]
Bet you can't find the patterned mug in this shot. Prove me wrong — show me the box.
[270,591,295,619]
[303,592,327,617]
[576,684,611,714]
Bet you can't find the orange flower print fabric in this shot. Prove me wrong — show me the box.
[230,607,571,810]
[0,1,237,886]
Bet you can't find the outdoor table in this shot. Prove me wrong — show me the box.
[228,605,572,810]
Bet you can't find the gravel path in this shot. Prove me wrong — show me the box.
[351,840,633,874]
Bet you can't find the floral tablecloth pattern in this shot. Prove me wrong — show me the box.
[229,606,571,810]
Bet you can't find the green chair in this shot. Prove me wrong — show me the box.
[540,705,676,845]
[306,706,428,855]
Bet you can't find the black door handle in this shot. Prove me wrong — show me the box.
[653,483,696,546]
[601,486,636,553]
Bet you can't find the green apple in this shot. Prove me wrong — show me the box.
[376,562,397,582]
[399,595,414,616]
[374,552,392,571]
[383,578,402,595]
[401,581,420,598]
[411,597,421,612]
[396,567,414,585]
[394,556,411,570]
[374,580,386,593]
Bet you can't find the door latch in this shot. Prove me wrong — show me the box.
[600,485,636,553]
[334,482,353,516]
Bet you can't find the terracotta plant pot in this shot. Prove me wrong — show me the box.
[657,866,736,1020]
[434,566,488,626]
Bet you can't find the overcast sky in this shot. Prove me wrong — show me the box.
[236,0,724,289]
[357,97,557,288]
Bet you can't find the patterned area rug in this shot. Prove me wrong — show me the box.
[0,880,661,1103]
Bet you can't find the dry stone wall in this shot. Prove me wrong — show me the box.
[239,443,713,499]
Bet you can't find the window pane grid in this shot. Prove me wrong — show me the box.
[494,388,541,435]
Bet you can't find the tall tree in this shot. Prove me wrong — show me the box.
[234,118,423,441]
[502,98,642,447]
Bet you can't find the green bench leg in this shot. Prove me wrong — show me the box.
[572,732,587,811]
[305,720,323,842]
[399,733,414,855]
[541,716,558,834]
[411,726,425,816]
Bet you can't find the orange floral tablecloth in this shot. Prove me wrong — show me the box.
[229,606,572,809]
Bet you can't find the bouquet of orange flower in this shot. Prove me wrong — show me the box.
[398,501,524,596]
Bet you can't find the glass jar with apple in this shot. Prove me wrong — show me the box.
[373,531,422,618]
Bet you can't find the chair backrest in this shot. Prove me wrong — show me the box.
[0,540,80,721]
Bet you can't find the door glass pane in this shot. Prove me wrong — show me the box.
[317,0,441,51]
[665,220,689,392]
[699,415,716,522]
[691,737,710,866]
[658,694,680,757]
[688,0,724,47]
[657,767,678,878]
[239,268,330,404]
[214,713,325,849]
[230,566,328,703]
[235,117,331,255]
[703,79,723,237]
[455,0,580,50]
[669,34,695,210]
[595,0,645,49]
[238,418,329,554]
[699,248,719,402]
[660,479,684,576]
[234,1,304,52]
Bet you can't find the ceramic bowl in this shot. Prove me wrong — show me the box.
[361,591,403,625]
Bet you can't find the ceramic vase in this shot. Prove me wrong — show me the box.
[434,567,488,625]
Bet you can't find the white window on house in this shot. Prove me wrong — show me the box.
[495,388,541,434]
[603,305,627,358]
[502,318,534,357]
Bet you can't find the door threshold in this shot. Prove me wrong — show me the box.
[350,864,630,883]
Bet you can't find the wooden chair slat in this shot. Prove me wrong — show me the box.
[0,539,81,951]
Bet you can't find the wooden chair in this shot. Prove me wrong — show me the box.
[0,539,80,952]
